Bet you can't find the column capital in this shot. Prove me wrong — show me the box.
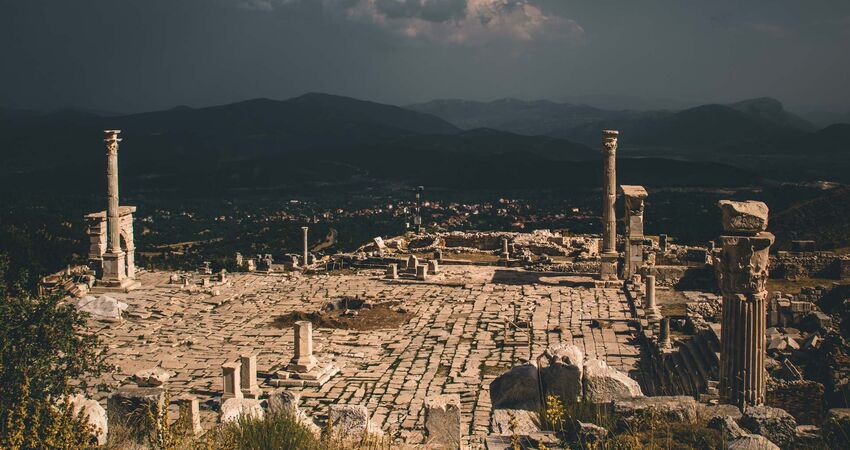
[104,129,122,154]
[602,129,619,154]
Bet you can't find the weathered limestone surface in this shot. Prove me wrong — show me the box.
[425,394,462,449]
[725,434,780,450]
[538,344,584,403]
[328,404,372,434]
[582,359,643,403]
[739,405,797,448]
[613,396,698,430]
[220,398,264,423]
[68,394,107,445]
[717,200,774,408]
[87,265,642,446]
[489,363,541,410]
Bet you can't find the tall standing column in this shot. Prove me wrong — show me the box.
[600,130,619,280]
[301,226,309,267]
[717,200,773,408]
[100,130,127,286]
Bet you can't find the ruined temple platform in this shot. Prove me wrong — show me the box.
[88,265,643,446]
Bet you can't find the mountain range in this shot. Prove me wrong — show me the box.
[1,93,848,194]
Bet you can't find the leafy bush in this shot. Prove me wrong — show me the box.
[0,254,110,449]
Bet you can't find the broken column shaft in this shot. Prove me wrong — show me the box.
[302,226,309,267]
[600,130,619,280]
[717,200,774,408]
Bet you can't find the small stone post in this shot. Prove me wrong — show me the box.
[659,234,668,252]
[176,394,203,436]
[416,264,428,281]
[240,354,262,399]
[502,238,510,258]
[645,274,660,320]
[660,317,672,349]
[386,263,398,279]
[717,200,773,408]
[301,227,309,267]
[600,130,619,280]
[408,255,419,271]
[428,259,439,275]
[288,321,318,372]
[221,362,242,400]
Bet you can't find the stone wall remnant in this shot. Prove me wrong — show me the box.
[621,185,648,279]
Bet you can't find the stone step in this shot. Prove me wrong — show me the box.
[675,347,701,395]
[681,340,710,389]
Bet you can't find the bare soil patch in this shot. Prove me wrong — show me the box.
[272,298,413,331]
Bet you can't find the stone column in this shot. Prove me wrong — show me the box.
[502,238,510,258]
[101,130,127,285]
[600,130,619,280]
[645,274,660,320]
[221,362,242,400]
[288,321,317,372]
[717,200,773,408]
[621,185,648,279]
[240,354,262,399]
[302,226,309,267]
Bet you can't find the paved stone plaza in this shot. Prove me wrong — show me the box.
[89,265,642,446]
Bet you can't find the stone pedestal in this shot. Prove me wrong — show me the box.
[717,200,774,408]
[416,264,428,281]
[428,260,439,275]
[221,362,242,401]
[600,130,619,281]
[425,394,462,449]
[621,185,648,279]
[386,263,398,279]
[288,321,318,372]
[240,354,262,399]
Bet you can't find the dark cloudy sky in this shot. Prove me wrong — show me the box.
[1,0,849,113]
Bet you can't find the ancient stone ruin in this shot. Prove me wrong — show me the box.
[45,128,850,449]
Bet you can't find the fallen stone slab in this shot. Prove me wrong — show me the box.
[740,405,796,449]
[725,434,780,450]
[220,398,264,423]
[490,409,541,435]
[489,363,542,410]
[328,404,381,436]
[612,395,698,431]
[132,367,173,387]
[576,421,608,444]
[76,295,128,321]
[708,415,746,440]
[582,359,643,403]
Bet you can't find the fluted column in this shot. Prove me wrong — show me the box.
[600,130,619,280]
[100,130,127,284]
[717,200,773,408]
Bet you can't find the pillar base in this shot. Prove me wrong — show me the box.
[287,356,318,373]
[599,253,619,281]
[91,278,140,293]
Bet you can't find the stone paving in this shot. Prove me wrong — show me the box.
[88,265,642,446]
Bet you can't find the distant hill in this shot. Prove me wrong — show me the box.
[0,92,797,193]
[727,97,816,132]
[407,98,626,136]
[772,186,850,249]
